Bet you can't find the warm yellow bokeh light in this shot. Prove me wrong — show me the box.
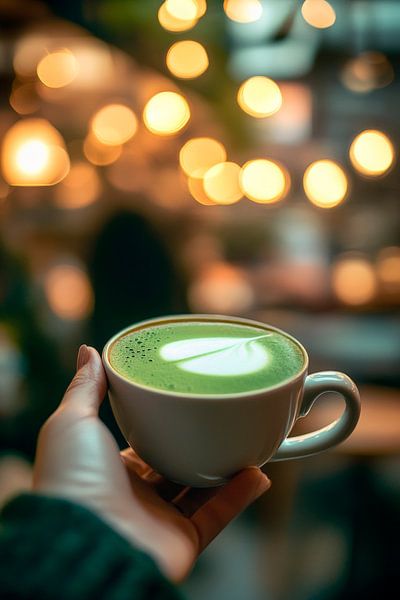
[91,104,138,146]
[303,160,348,208]
[166,40,209,79]
[301,0,336,29]
[349,130,395,177]
[238,77,282,118]
[203,162,243,205]
[224,0,263,24]
[165,0,206,20]
[83,133,122,166]
[37,50,79,88]
[179,137,227,177]
[9,82,39,115]
[143,91,190,136]
[240,159,290,204]
[187,175,217,205]
[55,162,101,209]
[158,2,198,31]
[332,257,377,305]
[188,262,254,314]
[45,264,94,320]
[1,119,70,186]
[16,140,48,175]
[376,247,400,287]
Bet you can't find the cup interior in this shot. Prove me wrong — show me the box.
[102,314,309,399]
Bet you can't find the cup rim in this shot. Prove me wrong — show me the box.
[102,314,309,400]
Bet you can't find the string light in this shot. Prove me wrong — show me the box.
[165,0,206,20]
[303,160,348,208]
[1,119,70,186]
[143,91,190,136]
[44,264,94,320]
[166,40,209,79]
[340,52,394,94]
[158,2,198,31]
[91,104,138,146]
[179,137,227,177]
[9,82,39,115]
[349,130,395,177]
[83,133,122,166]
[240,159,290,204]
[37,49,79,88]
[376,247,400,288]
[203,162,243,205]
[224,0,263,24]
[237,76,282,118]
[188,262,254,313]
[187,175,217,205]
[301,0,336,29]
[332,256,377,305]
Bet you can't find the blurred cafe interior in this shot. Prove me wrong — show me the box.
[0,0,399,599]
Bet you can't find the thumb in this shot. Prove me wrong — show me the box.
[61,345,108,416]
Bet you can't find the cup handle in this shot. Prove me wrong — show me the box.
[270,371,361,461]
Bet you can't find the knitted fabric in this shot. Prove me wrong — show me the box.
[0,494,184,600]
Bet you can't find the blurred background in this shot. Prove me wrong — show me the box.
[0,0,399,598]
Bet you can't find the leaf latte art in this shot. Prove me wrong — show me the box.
[159,336,271,376]
[109,321,304,395]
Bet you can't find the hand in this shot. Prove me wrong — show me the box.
[33,345,271,582]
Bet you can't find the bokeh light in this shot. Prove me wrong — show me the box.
[143,91,190,136]
[203,162,243,205]
[158,2,198,31]
[9,82,39,115]
[179,137,227,177]
[44,264,94,320]
[83,133,122,166]
[224,0,263,24]
[349,130,395,177]
[376,247,400,288]
[106,148,150,193]
[237,76,282,118]
[166,40,209,79]
[55,162,101,209]
[37,49,79,88]
[301,0,336,29]
[187,174,217,205]
[332,256,377,305]
[165,0,206,20]
[340,52,394,94]
[240,159,290,204]
[1,119,70,186]
[303,160,348,208]
[188,261,254,314]
[91,104,138,146]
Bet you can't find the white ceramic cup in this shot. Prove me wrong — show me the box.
[102,315,361,487]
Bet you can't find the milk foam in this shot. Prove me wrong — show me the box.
[159,335,270,376]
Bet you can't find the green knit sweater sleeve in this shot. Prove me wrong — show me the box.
[0,494,185,600]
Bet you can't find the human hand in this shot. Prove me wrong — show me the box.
[33,345,271,582]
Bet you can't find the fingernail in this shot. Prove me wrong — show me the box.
[77,344,89,371]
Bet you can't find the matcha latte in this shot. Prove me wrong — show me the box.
[109,321,304,395]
